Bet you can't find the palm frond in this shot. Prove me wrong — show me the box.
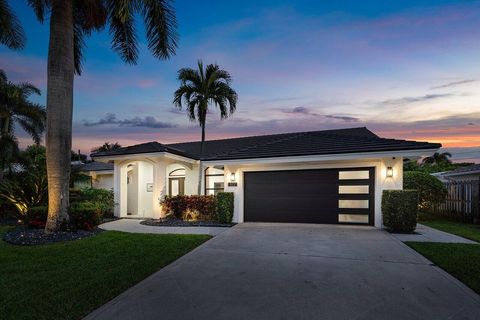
[0,0,26,49]
[140,0,178,59]
[107,0,139,64]
[26,0,50,23]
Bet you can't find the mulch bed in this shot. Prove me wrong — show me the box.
[141,218,235,228]
[3,228,103,246]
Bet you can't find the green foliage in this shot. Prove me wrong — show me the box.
[69,202,102,231]
[75,187,115,216]
[161,195,216,221]
[407,242,480,294]
[403,171,447,211]
[403,159,473,174]
[382,190,419,233]
[91,142,122,153]
[216,192,234,223]
[26,206,48,228]
[0,170,48,223]
[0,226,209,320]
[422,152,452,165]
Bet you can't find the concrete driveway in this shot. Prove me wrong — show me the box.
[86,223,480,320]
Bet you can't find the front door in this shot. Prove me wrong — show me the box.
[169,178,185,196]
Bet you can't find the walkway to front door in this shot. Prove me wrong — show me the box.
[86,223,480,320]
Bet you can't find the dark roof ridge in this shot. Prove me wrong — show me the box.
[166,126,373,146]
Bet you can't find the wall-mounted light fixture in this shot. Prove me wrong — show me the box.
[230,172,236,182]
[386,166,394,178]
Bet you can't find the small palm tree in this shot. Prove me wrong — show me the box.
[0,69,46,179]
[173,60,238,194]
[0,1,178,232]
[422,152,452,165]
[91,142,122,153]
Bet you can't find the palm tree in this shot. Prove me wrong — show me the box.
[0,69,46,179]
[91,142,122,153]
[0,1,178,232]
[173,60,238,194]
[0,0,25,50]
[422,152,452,165]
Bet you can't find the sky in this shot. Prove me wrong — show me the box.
[1,0,480,162]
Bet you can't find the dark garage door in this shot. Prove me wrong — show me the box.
[244,168,375,225]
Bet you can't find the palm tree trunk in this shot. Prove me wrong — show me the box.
[44,0,74,233]
[197,123,205,195]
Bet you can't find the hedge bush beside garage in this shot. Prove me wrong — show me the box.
[382,190,419,233]
[216,192,234,223]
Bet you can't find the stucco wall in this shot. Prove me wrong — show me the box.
[223,157,403,228]
[111,154,404,227]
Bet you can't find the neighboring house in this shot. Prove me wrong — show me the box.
[91,127,440,227]
[74,161,114,190]
[438,164,480,182]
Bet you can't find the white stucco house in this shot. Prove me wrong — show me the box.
[435,164,480,182]
[74,162,114,190]
[91,127,440,228]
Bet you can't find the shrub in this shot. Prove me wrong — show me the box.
[69,202,102,231]
[27,206,48,229]
[0,171,48,225]
[75,187,115,216]
[216,192,234,223]
[161,195,216,221]
[403,171,447,211]
[382,190,419,233]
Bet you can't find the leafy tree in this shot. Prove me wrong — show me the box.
[91,142,122,153]
[422,152,452,165]
[0,145,48,223]
[0,1,178,232]
[403,171,447,212]
[0,69,46,179]
[173,61,238,193]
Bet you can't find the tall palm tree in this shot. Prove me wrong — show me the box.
[0,1,178,232]
[173,60,238,194]
[0,69,46,179]
[422,152,452,165]
[91,141,122,153]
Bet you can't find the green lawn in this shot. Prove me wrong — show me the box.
[0,226,210,320]
[407,242,480,294]
[407,218,480,294]
[420,219,480,242]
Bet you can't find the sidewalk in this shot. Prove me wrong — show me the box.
[391,223,477,243]
[99,219,229,236]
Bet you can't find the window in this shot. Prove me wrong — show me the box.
[339,170,369,180]
[205,166,224,195]
[338,214,369,223]
[338,199,369,209]
[169,168,185,177]
[338,185,369,194]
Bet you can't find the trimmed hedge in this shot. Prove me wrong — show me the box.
[69,202,102,231]
[26,202,103,231]
[382,190,419,233]
[403,171,447,212]
[161,195,216,221]
[216,192,234,223]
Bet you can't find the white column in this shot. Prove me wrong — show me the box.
[153,160,167,219]
[113,161,121,217]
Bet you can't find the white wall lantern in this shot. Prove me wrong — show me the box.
[230,172,236,182]
[386,166,394,178]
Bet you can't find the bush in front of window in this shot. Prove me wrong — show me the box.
[216,192,234,223]
[382,190,419,233]
[161,195,216,221]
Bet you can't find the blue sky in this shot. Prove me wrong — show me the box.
[2,0,480,162]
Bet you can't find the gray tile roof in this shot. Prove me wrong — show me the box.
[79,161,114,172]
[443,164,480,176]
[91,127,441,161]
